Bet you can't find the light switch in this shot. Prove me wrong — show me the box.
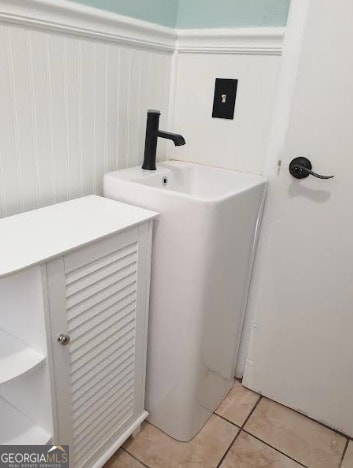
[212,78,238,120]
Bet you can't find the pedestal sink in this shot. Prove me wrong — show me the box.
[104,160,266,441]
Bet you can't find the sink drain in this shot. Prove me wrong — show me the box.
[162,176,168,186]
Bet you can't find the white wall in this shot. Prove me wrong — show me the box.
[170,29,283,174]
[0,0,173,218]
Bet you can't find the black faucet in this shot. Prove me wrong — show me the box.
[142,110,186,170]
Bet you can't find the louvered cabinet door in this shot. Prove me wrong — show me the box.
[45,222,152,468]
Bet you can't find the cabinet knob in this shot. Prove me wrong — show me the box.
[57,334,70,346]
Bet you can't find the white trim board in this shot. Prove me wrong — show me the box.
[176,28,285,55]
[0,0,284,55]
[0,0,176,52]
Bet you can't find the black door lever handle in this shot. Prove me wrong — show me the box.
[289,157,334,179]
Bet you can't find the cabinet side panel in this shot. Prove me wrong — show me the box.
[133,221,153,417]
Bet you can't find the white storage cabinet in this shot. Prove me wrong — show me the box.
[0,196,157,467]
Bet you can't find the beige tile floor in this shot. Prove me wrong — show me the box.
[105,380,352,468]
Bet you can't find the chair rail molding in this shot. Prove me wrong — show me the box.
[0,0,284,55]
[177,28,285,55]
[0,0,176,52]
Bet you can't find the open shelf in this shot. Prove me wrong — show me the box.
[0,398,51,444]
[0,328,45,385]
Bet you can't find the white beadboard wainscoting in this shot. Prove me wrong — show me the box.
[0,0,284,218]
[170,28,284,175]
[0,0,173,218]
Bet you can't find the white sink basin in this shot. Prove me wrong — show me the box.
[104,160,266,441]
[111,160,264,201]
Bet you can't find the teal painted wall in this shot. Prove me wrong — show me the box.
[66,0,290,28]
[177,0,291,28]
[67,0,179,27]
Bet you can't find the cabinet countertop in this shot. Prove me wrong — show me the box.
[0,195,158,278]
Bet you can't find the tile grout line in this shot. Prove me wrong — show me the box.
[215,395,263,467]
[240,387,348,467]
[338,439,349,468]
[243,384,352,464]
[240,393,307,467]
[216,425,243,468]
[242,429,307,467]
[260,392,352,442]
[215,412,242,428]
[215,391,308,467]
[121,447,149,468]
[241,394,262,428]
